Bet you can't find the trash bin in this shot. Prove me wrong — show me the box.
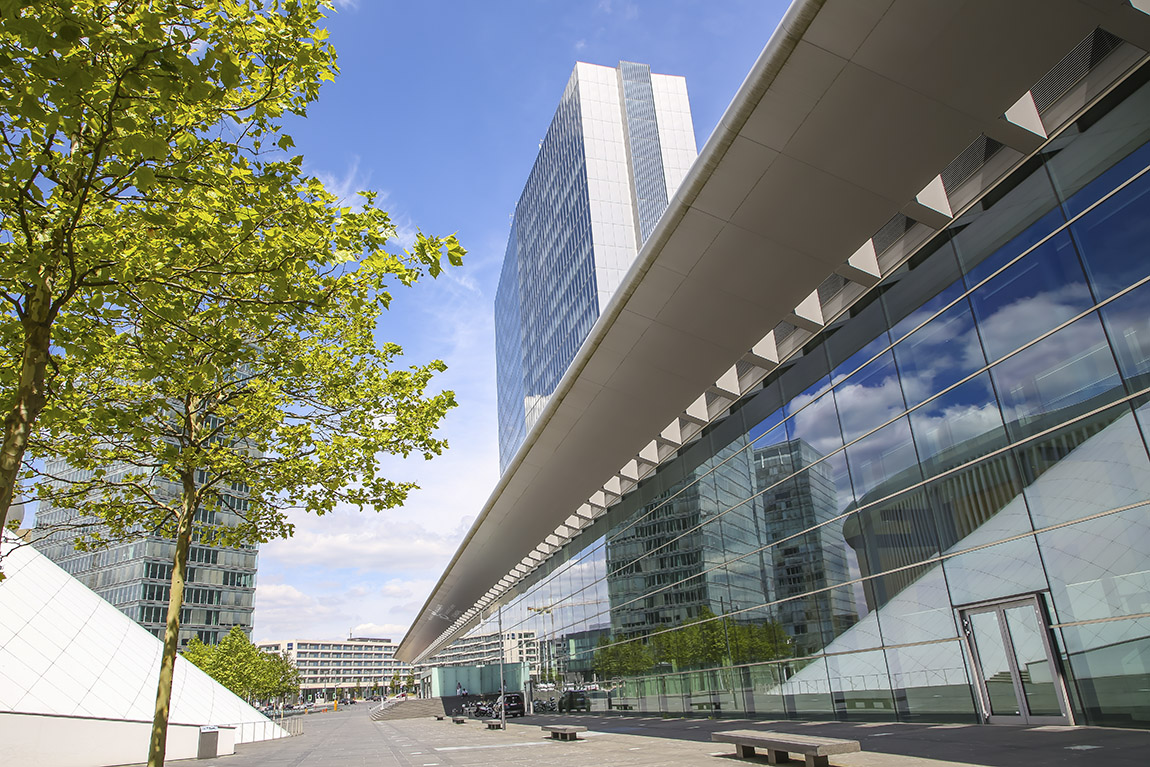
[197,725,219,759]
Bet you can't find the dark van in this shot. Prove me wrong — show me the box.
[558,690,589,712]
[497,692,526,717]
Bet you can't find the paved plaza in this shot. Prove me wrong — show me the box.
[181,707,1150,767]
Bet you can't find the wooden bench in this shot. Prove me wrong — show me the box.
[434,715,444,721]
[712,730,861,767]
[484,719,503,730]
[451,716,466,724]
[541,724,587,741]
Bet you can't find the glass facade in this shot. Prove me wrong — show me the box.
[471,63,1150,728]
[34,469,259,646]
[495,62,696,472]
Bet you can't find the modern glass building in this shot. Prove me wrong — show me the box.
[403,0,1150,732]
[34,461,258,647]
[495,61,696,471]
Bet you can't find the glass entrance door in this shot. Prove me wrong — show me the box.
[960,596,1072,725]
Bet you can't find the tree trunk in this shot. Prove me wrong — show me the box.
[0,279,54,538]
[148,482,196,767]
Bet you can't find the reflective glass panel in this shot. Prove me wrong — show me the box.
[828,297,891,383]
[953,156,1064,288]
[1003,604,1062,717]
[845,416,922,500]
[1069,167,1150,302]
[886,641,977,722]
[910,372,1006,479]
[781,656,834,715]
[1060,615,1150,727]
[968,610,1021,716]
[747,663,789,715]
[1100,279,1150,393]
[869,565,955,645]
[991,313,1123,442]
[850,495,941,602]
[894,298,985,410]
[1016,402,1150,529]
[968,231,1092,362]
[1038,507,1150,624]
[943,536,1047,606]
[834,351,906,444]
[884,240,964,341]
[1048,73,1150,218]
[827,649,895,721]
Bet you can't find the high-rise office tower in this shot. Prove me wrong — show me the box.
[34,459,258,647]
[495,61,697,472]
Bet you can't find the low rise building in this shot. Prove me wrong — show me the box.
[425,630,539,674]
[256,637,410,701]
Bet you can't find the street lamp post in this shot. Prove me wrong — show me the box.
[498,604,506,730]
[719,597,737,706]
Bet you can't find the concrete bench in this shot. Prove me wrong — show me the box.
[712,730,861,767]
[451,716,466,724]
[484,719,503,730]
[689,692,728,712]
[542,724,587,741]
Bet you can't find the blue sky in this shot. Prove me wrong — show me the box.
[252,0,790,643]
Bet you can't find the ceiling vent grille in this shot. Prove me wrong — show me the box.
[940,134,1005,194]
[773,320,798,343]
[1032,28,1123,112]
[735,359,759,379]
[872,213,915,255]
[816,271,849,305]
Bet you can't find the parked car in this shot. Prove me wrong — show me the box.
[558,690,588,712]
[497,692,526,717]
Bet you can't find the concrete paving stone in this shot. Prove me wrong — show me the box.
[169,707,1150,767]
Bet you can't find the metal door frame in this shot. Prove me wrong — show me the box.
[958,593,1073,725]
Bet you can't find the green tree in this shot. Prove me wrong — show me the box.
[0,0,371,539]
[593,634,653,679]
[4,3,463,766]
[730,618,792,665]
[183,628,301,704]
[653,607,727,671]
[37,199,459,762]
[259,648,301,705]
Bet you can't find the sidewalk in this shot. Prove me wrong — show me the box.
[184,707,1150,767]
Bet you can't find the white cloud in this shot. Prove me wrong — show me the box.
[350,622,413,639]
[314,157,370,205]
[574,39,587,51]
[595,0,638,17]
[254,565,443,642]
[261,514,463,573]
[253,583,342,639]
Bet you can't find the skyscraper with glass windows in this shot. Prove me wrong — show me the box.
[34,458,258,647]
[495,61,696,472]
